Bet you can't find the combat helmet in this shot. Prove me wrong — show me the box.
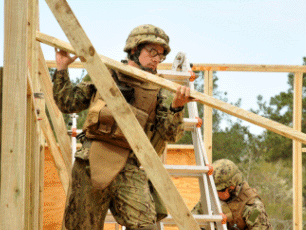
[124,24,171,56]
[212,159,243,191]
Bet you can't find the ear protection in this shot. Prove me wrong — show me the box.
[217,186,235,201]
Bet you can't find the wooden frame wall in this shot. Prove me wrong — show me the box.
[1,0,305,229]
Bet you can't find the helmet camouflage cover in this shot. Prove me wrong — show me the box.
[212,159,243,190]
[124,24,171,56]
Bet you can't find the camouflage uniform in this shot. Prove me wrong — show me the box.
[53,66,184,229]
[191,159,272,230]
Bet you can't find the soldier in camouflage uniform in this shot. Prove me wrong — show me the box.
[192,159,272,230]
[53,24,194,230]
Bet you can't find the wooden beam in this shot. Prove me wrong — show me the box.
[1,0,28,229]
[28,67,69,215]
[26,71,44,230]
[204,70,213,163]
[0,67,2,180]
[158,63,306,73]
[44,60,306,73]
[27,0,42,228]
[36,32,306,145]
[293,72,303,230]
[40,109,70,195]
[37,46,72,170]
[44,1,200,229]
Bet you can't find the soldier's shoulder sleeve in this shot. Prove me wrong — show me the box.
[243,197,273,229]
[155,89,185,142]
[52,69,96,113]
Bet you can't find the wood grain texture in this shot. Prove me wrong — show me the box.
[1,0,28,229]
[292,72,303,230]
[38,46,72,170]
[158,63,306,73]
[204,70,213,164]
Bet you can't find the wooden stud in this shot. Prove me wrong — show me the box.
[204,70,213,163]
[293,72,303,230]
[1,0,28,229]
[0,67,2,184]
[40,109,70,195]
[37,46,72,170]
[44,1,201,229]
[27,0,42,228]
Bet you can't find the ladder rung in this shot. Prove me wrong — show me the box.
[166,144,194,150]
[183,118,199,131]
[105,212,224,227]
[162,214,224,227]
[67,129,82,135]
[164,165,209,177]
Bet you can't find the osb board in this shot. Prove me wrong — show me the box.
[43,148,200,230]
[43,146,66,230]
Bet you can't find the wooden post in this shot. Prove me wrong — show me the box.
[0,67,2,184]
[1,0,28,229]
[204,70,213,163]
[44,1,201,229]
[293,72,303,230]
[26,0,42,228]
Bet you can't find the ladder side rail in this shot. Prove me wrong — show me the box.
[186,62,227,229]
[186,79,214,230]
[196,129,227,230]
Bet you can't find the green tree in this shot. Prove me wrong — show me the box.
[251,57,306,163]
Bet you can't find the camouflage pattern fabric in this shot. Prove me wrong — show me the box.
[53,69,184,228]
[65,157,157,229]
[242,197,273,230]
[212,159,243,191]
[191,190,272,229]
[124,24,171,55]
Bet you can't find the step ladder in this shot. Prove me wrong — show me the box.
[68,52,227,230]
[155,52,227,230]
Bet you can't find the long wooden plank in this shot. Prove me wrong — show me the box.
[36,32,306,145]
[204,70,213,163]
[44,59,306,73]
[293,72,303,230]
[37,46,72,170]
[40,108,70,195]
[0,67,2,196]
[27,0,42,228]
[29,59,69,196]
[1,0,28,229]
[158,63,306,73]
[44,1,200,229]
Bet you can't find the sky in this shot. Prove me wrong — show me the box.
[1,0,305,135]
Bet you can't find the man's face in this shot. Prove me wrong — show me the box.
[138,43,165,71]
